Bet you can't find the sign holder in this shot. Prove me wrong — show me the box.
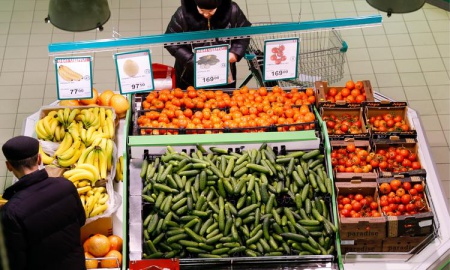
[263,38,299,82]
[194,44,229,89]
[55,56,93,100]
[115,50,154,94]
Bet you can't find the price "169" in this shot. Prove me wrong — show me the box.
[202,76,219,83]
[271,70,288,76]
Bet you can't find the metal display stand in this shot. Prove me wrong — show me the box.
[23,14,448,269]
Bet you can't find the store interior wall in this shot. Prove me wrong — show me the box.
[0,0,448,210]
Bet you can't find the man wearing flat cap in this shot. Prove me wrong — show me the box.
[1,136,86,270]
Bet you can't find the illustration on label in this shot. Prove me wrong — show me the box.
[58,65,83,81]
[270,45,287,65]
[123,59,140,77]
[197,55,220,69]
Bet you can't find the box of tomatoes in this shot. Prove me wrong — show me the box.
[377,176,434,237]
[330,139,377,182]
[372,139,426,178]
[315,80,375,107]
[335,181,386,240]
[364,101,417,139]
[320,105,370,140]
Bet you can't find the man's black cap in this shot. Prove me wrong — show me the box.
[2,136,39,161]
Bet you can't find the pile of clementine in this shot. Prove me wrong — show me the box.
[84,234,123,269]
[138,86,316,135]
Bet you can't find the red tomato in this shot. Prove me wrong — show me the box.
[397,204,406,213]
[411,162,421,170]
[352,201,362,212]
[390,179,402,191]
[408,153,417,161]
[395,155,404,163]
[354,194,364,201]
[379,161,388,170]
[342,197,351,205]
[409,188,418,196]
[370,202,378,210]
[402,182,411,191]
[413,184,424,192]
[401,194,411,205]
[346,143,356,153]
[415,200,425,210]
[379,183,391,194]
[396,188,406,197]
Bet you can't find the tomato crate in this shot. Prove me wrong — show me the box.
[320,106,369,140]
[315,80,375,107]
[364,101,417,139]
[372,138,426,178]
[335,182,386,240]
[330,139,377,182]
[382,236,428,253]
[377,176,434,237]
[340,239,383,254]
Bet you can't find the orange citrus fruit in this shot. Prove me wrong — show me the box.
[85,252,99,269]
[59,99,80,106]
[100,250,122,268]
[80,88,99,105]
[98,89,115,106]
[87,234,110,257]
[110,94,130,119]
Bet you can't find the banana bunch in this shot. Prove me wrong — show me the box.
[56,136,85,167]
[35,111,60,141]
[76,107,115,139]
[58,65,83,81]
[39,144,55,165]
[114,156,124,182]
[63,166,109,218]
[56,108,80,129]
[77,138,114,180]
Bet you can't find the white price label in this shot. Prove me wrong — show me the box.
[194,45,229,88]
[55,57,93,100]
[115,50,154,94]
[263,38,299,82]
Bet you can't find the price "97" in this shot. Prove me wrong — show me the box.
[131,83,145,90]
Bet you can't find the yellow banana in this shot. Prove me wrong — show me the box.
[59,125,65,140]
[54,125,61,142]
[99,138,107,151]
[99,107,106,127]
[106,117,115,139]
[67,122,80,139]
[42,116,54,137]
[58,65,83,81]
[75,163,99,180]
[77,180,90,188]
[106,109,114,118]
[39,145,55,165]
[84,195,92,217]
[90,116,100,130]
[105,139,113,171]
[78,145,95,165]
[80,195,86,210]
[98,149,107,180]
[85,149,96,166]
[57,143,84,167]
[92,107,99,117]
[80,128,87,144]
[56,109,66,126]
[87,191,101,216]
[77,186,91,195]
[63,108,70,124]
[98,193,109,204]
[91,136,102,147]
[102,124,110,139]
[92,150,100,177]
[47,111,58,119]
[35,119,51,140]
[68,171,95,183]
[115,157,123,182]
[87,190,94,197]
[67,108,80,124]
[53,133,73,157]
[93,187,106,194]
[57,138,81,160]
[89,204,108,218]
[63,168,95,180]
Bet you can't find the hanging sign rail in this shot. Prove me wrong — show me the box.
[47,15,382,55]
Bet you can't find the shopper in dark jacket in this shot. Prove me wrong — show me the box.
[165,0,251,89]
[1,136,86,270]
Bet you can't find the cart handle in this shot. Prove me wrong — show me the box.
[340,41,348,53]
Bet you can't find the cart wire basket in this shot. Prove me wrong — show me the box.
[244,23,348,88]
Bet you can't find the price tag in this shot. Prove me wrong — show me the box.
[115,50,154,94]
[194,45,229,88]
[263,38,299,82]
[55,56,93,100]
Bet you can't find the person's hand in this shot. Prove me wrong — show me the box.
[229,52,237,63]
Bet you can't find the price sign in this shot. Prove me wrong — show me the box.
[194,45,229,88]
[115,50,154,94]
[55,56,93,100]
[263,38,299,82]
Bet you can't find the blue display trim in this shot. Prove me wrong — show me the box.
[48,15,382,54]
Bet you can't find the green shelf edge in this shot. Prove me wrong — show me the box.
[128,130,318,146]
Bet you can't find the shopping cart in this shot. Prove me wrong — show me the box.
[242,23,348,88]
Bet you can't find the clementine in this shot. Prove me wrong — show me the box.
[87,234,110,257]
[59,99,80,106]
[98,89,115,106]
[79,88,99,105]
[110,94,130,119]
[100,250,122,268]
[85,252,99,269]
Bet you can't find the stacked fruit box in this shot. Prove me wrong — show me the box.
[315,80,375,107]
[132,87,317,136]
[135,143,338,261]
[35,106,118,221]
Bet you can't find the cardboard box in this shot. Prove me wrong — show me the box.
[320,106,369,140]
[382,236,427,252]
[315,80,375,107]
[80,217,113,243]
[331,139,377,182]
[372,139,426,178]
[340,239,383,253]
[336,182,386,240]
[364,101,417,139]
[377,176,434,237]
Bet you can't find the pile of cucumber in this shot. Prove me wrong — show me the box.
[140,143,336,259]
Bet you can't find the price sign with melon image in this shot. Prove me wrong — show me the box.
[263,38,299,82]
[114,50,154,94]
[55,56,93,100]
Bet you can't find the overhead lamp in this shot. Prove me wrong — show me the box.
[45,0,111,32]
[366,0,426,17]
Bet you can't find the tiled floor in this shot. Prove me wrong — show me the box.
[0,0,449,208]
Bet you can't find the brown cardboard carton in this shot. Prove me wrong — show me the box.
[331,139,377,182]
[336,182,386,240]
[80,217,113,243]
[320,106,369,140]
[315,80,375,107]
[340,239,383,253]
[382,236,427,252]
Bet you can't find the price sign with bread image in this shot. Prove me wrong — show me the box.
[55,56,93,100]
[114,49,154,94]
